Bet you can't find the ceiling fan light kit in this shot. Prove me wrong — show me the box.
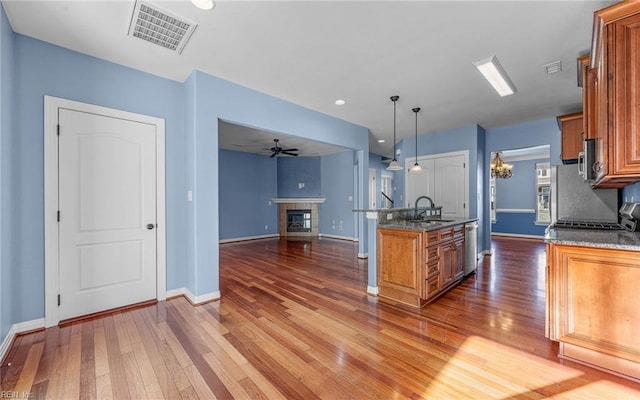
[268,138,299,158]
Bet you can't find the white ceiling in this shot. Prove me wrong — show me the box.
[2,0,613,157]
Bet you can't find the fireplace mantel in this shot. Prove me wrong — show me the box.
[272,198,326,204]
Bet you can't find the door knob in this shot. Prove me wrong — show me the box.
[146,223,155,230]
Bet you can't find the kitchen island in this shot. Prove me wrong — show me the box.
[377,217,476,310]
[545,228,640,382]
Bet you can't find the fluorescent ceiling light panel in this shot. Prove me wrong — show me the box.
[473,55,516,97]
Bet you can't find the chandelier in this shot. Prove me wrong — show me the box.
[491,152,513,179]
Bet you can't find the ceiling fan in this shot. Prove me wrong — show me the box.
[267,139,299,158]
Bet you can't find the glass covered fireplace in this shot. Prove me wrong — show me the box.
[287,209,312,233]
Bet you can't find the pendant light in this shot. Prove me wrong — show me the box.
[409,107,423,173]
[387,95,402,171]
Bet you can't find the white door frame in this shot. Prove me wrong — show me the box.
[44,96,166,327]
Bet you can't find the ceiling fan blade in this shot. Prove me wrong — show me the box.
[269,152,276,158]
[280,148,298,152]
[281,151,299,156]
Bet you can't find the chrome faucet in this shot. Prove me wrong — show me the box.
[414,195,434,220]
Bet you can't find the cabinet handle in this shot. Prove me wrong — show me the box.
[593,161,602,173]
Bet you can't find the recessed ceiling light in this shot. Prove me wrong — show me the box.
[378,139,385,143]
[473,55,516,97]
[334,99,346,106]
[191,0,215,10]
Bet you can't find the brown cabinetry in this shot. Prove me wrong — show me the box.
[590,2,640,187]
[378,223,465,309]
[377,228,423,308]
[578,54,596,140]
[546,243,640,380]
[556,112,584,163]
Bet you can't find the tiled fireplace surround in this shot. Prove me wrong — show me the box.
[274,198,324,237]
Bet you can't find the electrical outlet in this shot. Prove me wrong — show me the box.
[187,190,193,202]
[348,195,353,201]
[386,213,393,220]
[264,225,268,230]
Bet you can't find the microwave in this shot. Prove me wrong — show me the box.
[577,138,596,180]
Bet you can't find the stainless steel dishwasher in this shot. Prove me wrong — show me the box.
[464,221,478,275]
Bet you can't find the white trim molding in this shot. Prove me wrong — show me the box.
[495,208,536,213]
[319,233,358,242]
[219,234,279,244]
[358,252,368,259]
[184,289,221,305]
[44,96,167,327]
[272,198,326,203]
[491,232,544,239]
[367,286,379,295]
[0,318,45,363]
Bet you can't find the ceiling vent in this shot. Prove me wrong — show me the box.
[128,1,197,54]
[543,60,562,75]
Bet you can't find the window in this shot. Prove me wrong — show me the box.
[535,162,550,224]
[380,175,393,209]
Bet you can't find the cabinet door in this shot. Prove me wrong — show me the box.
[610,14,640,175]
[377,228,423,306]
[439,240,456,287]
[453,238,465,280]
[579,55,597,140]
[557,113,583,162]
[547,244,640,363]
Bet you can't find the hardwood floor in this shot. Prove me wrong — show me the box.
[2,236,640,399]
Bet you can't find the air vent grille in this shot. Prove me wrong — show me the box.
[128,1,197,54]
[543,60,562,75]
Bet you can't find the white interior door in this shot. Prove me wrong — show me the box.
[58,108,157,320]
[405,159,434,207]
[434,155,466,219]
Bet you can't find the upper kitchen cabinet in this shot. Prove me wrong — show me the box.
[577,55,596,140]
[590,1,640,188]
[557,112,584,163]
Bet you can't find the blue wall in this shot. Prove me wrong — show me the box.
[0,5,15,343]
[492,158,549,237]
[486,118,561,247]
[277,156,321,197]
[13,35,187,324]
[183,70,369,298]
[393,124,487,253]
[1,28,369,345]
[219,149,277,240]
[320,151,356,239]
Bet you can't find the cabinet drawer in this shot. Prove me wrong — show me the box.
[425,230,439,244]
[424,275,441,299]
[440,227,456,241]
[426,260,439,277]
[426,245,439,260]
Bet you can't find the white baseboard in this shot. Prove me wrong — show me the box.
[219,234,279,244]
[491,232,544,240]
[319,233,358,242]
[165,288,186,298]
[0,318,45,363]
[357,252,368,259]
[166,288,221,305]
[367,286,379,295]
[184,288,221,305]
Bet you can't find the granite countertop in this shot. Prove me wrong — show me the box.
[544,228,640,251]
[378,218,477,232]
